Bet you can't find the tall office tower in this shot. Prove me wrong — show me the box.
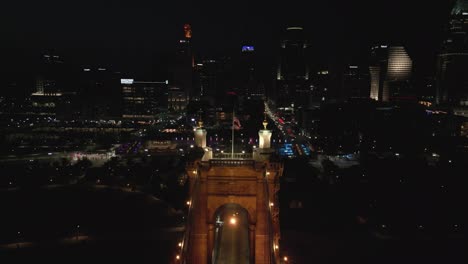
[237,45,261,97]
[173,24,193,102]
[34,52,66,95]
[195,59,218,106]
[276,27,310,109]
[168,86,188,112]
[121,78,168,119]
[436,0,468,108]
[30,53,68,116]
[79,67,122,119]
[195,57,233,107]
[343,65,370,99]
[369,45,412,102]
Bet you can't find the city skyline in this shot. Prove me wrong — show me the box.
[2,1,454,81]
[1,1,467,263]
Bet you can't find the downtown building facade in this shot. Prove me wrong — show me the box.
[275,27,311,110]
[369,45,412,102]
[172,24,193,103]
[436,0,468,115]
[121,79,168,119]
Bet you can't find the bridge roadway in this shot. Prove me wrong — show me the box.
[212,208,250,264]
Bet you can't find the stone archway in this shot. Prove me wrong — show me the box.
[211,203,251,264]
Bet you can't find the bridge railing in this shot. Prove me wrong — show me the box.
[180,166,200,264]
[213,152,253,160]
[263,172,278,264]
[208,159,255,168]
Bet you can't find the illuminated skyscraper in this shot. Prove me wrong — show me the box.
[369,45,412,102]
[173,24,193,102]
[436,0,468,108]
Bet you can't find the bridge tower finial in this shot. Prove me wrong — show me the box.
[262,111,268,130]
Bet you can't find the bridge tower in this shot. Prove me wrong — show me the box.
[182,116,282,264]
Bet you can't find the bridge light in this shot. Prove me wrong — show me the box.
[284,256,288,262]
[266,172,270,175]
[178,242,182,247]
[186,201,191,206]
[192,170,196,174]
[229,217,237,225]
[270,202,274,207]
[275,244,279,250]
[176,255,180,260]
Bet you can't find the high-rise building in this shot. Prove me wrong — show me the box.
[343,65,370,99]
[436,0,468,108]
[237,45,263,98]
[369,45,412,102]
[121,79,168,119]
[173,24,193,102]
[194,57,233,107]
[168,86,187,112]
[275,27,311,109]
[30,52,69,117]
[78,67,122,119]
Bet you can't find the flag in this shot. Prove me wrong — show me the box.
[232,116,241,130]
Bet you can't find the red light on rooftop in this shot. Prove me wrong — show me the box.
[184,24,192,39]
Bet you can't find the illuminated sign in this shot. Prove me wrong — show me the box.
[242,46,254,52]
[120,79,134,84]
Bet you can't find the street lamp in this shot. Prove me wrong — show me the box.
[76,225,80,240]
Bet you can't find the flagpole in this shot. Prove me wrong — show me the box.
[231,108,235,159]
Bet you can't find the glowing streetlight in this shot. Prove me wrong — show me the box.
[229,217,237,225]
[178,242,182,247]
[284,256,288,262]
[176,255,180,260]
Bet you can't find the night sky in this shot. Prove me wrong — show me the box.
[1,0,454,80]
